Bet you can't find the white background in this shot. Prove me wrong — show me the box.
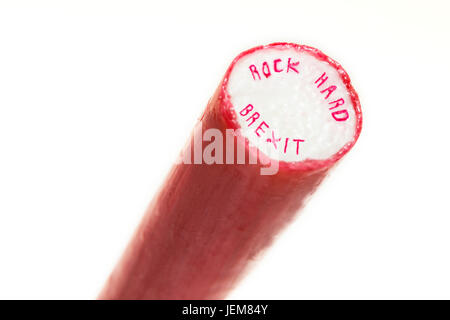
[0,0,449,299]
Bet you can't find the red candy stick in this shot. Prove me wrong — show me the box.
[99,43,362,299]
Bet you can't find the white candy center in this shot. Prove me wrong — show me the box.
[227,47,356,162]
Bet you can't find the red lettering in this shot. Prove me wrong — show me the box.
[266,131,281,149]
[274,59,283,72]
[240,104,254,116]
[328,98,345,110]
[331,109,349,121]
[314,72,328,88]
[286,58,299,73]
[255,121,269,137]
[320,85,337,99]
[246,112,260,126]
[262,61,271,78]
[249,65,261,80]
[293,139,305,155]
